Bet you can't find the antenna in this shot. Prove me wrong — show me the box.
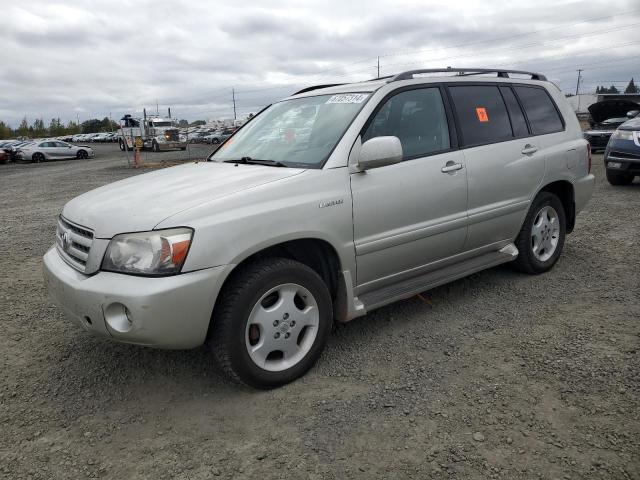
[232,87,237,120]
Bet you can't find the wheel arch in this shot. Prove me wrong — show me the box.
[537,180,576,234]
[206,237,346,341]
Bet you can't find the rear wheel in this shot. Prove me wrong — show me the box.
[512,192,566,274]
[32,152,45,163]
[606,170,634,186]
[76,149,88,159]
[210,258,332,389]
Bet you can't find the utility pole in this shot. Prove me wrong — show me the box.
[232,87,237,120]
[575,69,583,96]
[377,56,380,79]
[156,100,159,116]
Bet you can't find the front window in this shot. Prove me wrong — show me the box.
[152,121,173,127]
[210,93,370,168]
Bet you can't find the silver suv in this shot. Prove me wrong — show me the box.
[44,68,595,388]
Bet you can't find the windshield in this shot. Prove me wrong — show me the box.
[210,92,370,168]
[152,121,173,127]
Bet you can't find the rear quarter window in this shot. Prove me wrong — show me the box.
[514,86,564,135]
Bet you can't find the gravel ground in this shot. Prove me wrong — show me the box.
[1,144,638,480]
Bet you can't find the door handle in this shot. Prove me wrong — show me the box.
[441,162,463,173]
[521,144,538,155]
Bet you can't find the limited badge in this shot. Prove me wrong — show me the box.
[476,107,489,122]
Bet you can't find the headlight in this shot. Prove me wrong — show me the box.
[101,228,193,276]
[611,130,635,141]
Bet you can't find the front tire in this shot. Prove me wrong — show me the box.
[606,170,634,186]
[512,192,566,274]
[210,258,332,389]
[76,149,88,159]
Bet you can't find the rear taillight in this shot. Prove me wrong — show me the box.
[587,144,592,173]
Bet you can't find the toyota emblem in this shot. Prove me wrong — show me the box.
[61,231,72,252]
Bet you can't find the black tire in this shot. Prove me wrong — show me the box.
[512,191,566,275]
[32,152,45,163]
[180,147,186,151]
[212,138,220,144]
[210,257,332,389]
[152,141,160,152]
[606,170,634,186]
[76,149,88,159]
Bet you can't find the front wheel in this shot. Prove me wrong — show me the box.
[606,170,634,186]
[76,149,88,159]
[210,258,333,389]
[512,192,566,274]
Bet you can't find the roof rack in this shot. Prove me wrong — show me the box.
[292,84,345,95]
[388,68,547,82]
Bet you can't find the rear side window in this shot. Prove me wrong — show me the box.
[449,85,513,146]
[500,86,529,138]
[514,86,564,135]
[362,87,450,159]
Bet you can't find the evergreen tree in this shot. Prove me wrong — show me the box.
[624,78,638,94]
[17,117,29,137]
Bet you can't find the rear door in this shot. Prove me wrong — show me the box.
[350,86,468,291]
[447,83,546,251]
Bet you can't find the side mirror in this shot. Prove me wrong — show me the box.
[627,110,640,119]
[357,136,403,171]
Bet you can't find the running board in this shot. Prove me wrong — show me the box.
[359,244,518,311]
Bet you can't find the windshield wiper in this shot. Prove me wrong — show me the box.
[223,156,287,167]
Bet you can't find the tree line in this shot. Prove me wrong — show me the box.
[0,117,119,140]
[595,78,638,95]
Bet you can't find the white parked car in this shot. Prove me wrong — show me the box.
[18,140,94,162]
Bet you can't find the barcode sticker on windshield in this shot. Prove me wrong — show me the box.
[326,93,369,104]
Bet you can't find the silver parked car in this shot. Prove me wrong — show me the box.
[44,68,594,388]
[18,140,94,162]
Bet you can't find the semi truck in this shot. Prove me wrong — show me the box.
[117,108,187,152]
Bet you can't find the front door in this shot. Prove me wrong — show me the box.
[350,86,468,292]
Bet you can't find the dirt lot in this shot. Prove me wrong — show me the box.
[0,144,638,480]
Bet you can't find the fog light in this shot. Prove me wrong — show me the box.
[104,303,134,333]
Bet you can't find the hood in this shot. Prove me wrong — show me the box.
[62,161,305,238]
[588,99,639,123]
[620,117,640,131]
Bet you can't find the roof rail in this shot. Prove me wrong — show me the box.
[292,84,345,95]
[388,68,547,82]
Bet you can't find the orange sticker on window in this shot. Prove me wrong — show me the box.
[476,107,489,122]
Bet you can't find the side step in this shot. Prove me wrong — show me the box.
[359,244,518,311]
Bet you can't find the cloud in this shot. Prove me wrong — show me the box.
[0,0,638,126]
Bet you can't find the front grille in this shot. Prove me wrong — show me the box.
[165,130,179,141]
[609,150,640,161]
[56,216,94,272]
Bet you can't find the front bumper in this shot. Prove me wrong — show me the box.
[158,142,186,150]
[604,149,640,175]
[43,246,228,349]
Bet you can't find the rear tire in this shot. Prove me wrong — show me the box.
[210,258,332,389]
[512,192,566,275]
[606,170,634,186]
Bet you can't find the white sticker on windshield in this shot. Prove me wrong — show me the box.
[326,93,369,104]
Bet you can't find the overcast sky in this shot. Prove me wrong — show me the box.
[1,0,639,126]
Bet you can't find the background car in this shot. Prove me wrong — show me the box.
[603,116,640,185]
[584,99,640,152]
[17,140,94,162]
